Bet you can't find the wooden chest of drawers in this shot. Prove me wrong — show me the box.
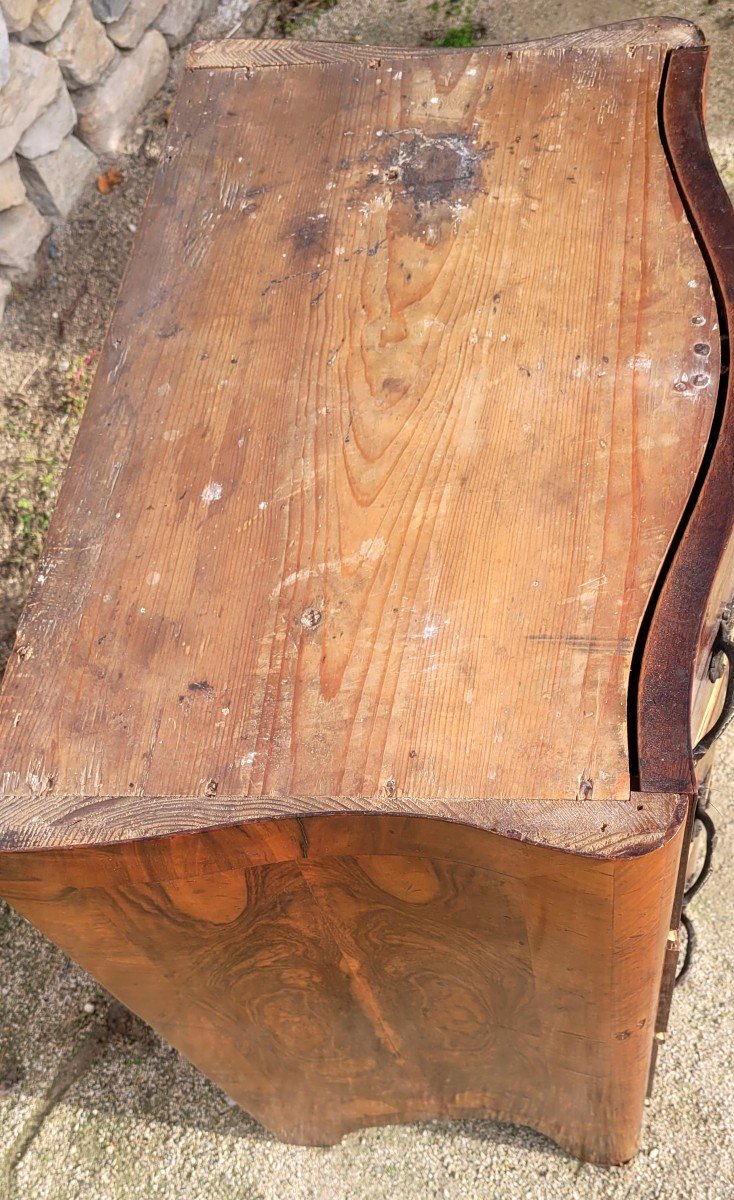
[0,17,732,1164]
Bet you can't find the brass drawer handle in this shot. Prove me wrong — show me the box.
[693,621,734,761]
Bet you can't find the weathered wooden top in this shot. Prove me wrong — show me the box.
[0,21,724,849]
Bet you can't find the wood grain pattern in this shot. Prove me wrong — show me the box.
[188,18,704,70]
[0,790,685,856]
[0,29,719,842]
[0,811,685,1163]
[0,24,730,1167]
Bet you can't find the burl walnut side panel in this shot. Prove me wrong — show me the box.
[0,810,684,1163]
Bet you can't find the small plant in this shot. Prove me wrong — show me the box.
[279,0,338,35]
[425,3,484,49]
[438,22,478,47]
[62,350,98,419]
[4,460,55,563]
[1,348,98,570]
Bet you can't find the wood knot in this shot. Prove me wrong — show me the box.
[300,608,322,629]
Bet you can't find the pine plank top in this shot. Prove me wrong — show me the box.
[0,26,721,846]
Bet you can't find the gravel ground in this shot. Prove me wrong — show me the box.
[1,2,733,1198]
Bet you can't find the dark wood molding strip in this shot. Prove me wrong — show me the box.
[635,47,734,792]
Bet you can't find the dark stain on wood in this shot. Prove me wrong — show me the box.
[384,131,483,212]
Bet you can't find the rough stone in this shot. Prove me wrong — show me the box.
[106,0,165,48]
[20,0,72,41]
[0,273,10,320]
[0,197,48,276]
[0,0,36,34]
[0,10,9,88]
[154,0,202,47]
[0,44,63,162]
[0,154,25,209]
[91,0,129,21]
[16,83,75,158]
[74,30,168,154]
[18,133,96,218]
[44,0,116,89]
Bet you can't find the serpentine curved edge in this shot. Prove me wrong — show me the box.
[635,47,734,793]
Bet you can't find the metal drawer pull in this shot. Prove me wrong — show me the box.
[693,621,734,761]
[683,805,716,904]
[676,912,696,985]
[675,804,716,985]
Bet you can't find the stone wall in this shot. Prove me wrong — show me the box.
[0,0,204,320]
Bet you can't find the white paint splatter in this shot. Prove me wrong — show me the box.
[358,537,385,560]
[201,482,223,504]
[632,355,652,372]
